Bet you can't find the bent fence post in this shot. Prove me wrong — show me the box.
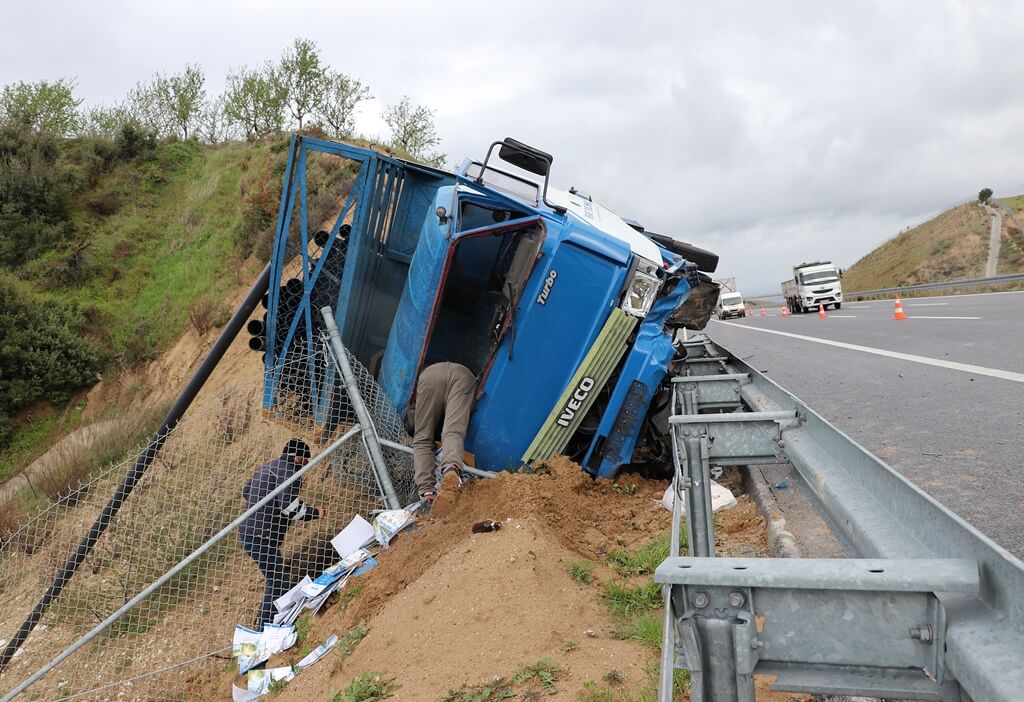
[320,306,401,510]
[0,262,272,674]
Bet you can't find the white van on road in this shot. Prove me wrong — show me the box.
[717,291,746,319]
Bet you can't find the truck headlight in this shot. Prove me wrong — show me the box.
[621,257,661,318]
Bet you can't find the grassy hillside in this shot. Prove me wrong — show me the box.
[1,134,286,481]
[33,139,279,360]
[997,196,1024,272]
[843,203,991,292]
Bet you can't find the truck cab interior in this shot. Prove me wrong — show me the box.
[421,208,544,381]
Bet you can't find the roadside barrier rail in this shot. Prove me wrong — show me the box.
[657,333,1024,702]
[847,271,1024,299]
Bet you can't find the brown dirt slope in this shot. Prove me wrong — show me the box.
[997,196,1024,273]
[210,459,795,702]
[843,201,996,291]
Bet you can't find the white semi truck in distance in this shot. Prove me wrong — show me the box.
[781,261,843,313]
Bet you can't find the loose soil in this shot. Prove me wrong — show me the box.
[203,458,800,701]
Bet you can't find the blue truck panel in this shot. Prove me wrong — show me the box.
[465,234,631,469]
[582,279,690,477]
[260,135,719,479]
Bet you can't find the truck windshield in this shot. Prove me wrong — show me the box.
[720,294,742,305]
[799,270,838,285]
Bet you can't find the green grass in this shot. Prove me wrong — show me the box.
[329,672,398,702]
[512,658,561,694]
[338,584,363,611]
[601,581,662,618]
[607,533,675,577]
[615,612,663,650]
[437,679,515,702]
[577,661,690,702]
[0,404,83,483]
[295,613,313,648]
[999,194,1024,210]
[337,620,369,658]
[567,560,595,585]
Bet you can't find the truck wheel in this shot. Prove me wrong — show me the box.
[834,302,841,310]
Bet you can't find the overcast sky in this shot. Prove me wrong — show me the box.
[3,0,1022,293]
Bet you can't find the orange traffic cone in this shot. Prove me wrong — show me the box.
[760,307,767,318]
[781,306,789,318]
[893,295,907,321]
[818,304,828,319]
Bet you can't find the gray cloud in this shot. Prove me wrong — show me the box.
[3,0,1022,293]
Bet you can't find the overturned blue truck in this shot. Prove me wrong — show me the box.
[256,136,719,478]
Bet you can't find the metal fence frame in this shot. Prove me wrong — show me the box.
[0,327,417,701]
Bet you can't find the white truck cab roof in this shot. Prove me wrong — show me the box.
[547,187,663,263]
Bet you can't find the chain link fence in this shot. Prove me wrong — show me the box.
[0,332,414,701]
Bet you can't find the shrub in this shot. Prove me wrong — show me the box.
[0,274,102,448]
[116,123,157,160]
[0,126,77,266]
[188,297,217,336]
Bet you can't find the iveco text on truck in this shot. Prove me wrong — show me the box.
[782,261,843,313]
[259,136,720,479]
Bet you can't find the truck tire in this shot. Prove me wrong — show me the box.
[834,302,841,310]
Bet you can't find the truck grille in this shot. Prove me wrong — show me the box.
[521,309,637,463]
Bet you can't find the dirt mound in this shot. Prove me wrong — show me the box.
[208,458,775,701]
[205,458,674,700]
[344,457,672,629]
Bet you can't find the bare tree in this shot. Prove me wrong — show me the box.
[317,71,371,137]
[77,103,131,139]
[0,78,82,136]
[278,38,326,131]
[196,95,234,144]
[126,78,173,136]
[223,64,288,140]
[382,95,444,165]
[157,65,206,140]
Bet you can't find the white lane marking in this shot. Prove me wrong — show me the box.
[846,305,871,309]
[824,315,857,318]
[713,320,1024,382]
[907,302,949,306]
[906,316,981,320]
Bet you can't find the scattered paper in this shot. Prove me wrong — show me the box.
[275,576,313,613]
[247,666,295,694]
[232,683,259,702]
[233,623,297,674]
[351,555,377,577]
[330,515,375,559]
[372,509,416,547]
[661,480,738,514]
[297,633,339,670]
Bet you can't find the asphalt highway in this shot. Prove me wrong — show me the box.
[708,290,1024,558]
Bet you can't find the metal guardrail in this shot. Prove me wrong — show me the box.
[847,271,1024,298]
[656,334,1024,702]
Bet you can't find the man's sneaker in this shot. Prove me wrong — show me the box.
[440,463,464,488]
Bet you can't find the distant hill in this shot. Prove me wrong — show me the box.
[843,197,1024,292]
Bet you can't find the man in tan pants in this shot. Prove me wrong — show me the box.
[413,362,477,505]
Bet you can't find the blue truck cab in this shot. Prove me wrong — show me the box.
[260,136,718,478]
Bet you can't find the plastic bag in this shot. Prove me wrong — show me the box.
[661,480,737,514]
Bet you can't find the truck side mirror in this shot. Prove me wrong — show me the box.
[498,138,552,177]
